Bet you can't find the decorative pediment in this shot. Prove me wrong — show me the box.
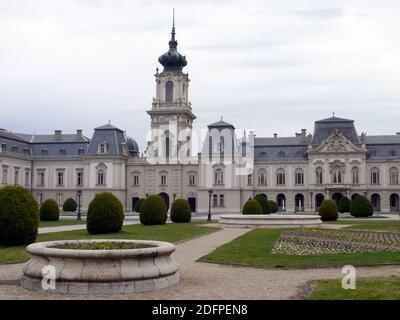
[310,130,366,154]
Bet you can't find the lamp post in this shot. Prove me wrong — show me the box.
[77,189,82,221]
[207,189,213,222]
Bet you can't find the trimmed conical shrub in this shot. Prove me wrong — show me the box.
[319,199,338,221]
[63,198,77,212]
[170,199,191,223]
[254,194,271,214]
[338,196,351,213]
[140,195,167,225]
[269,200,278,213]
[242,199,263,215]
[350,196,373,217]
[86,192,124,234]
[39,199,60,221]
[0,186,39,245]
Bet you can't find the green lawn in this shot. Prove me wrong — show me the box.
[39,220,86,228]
[307,276,400,300]
[199,228,400,269]
[326,220,400,233]
[0,223,219,265]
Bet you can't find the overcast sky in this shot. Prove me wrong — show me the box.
[1,0,400,151]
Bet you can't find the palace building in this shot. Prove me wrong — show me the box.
[1,20,400,215]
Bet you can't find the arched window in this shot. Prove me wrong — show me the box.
[214,169,224,185]
[258,169,267,185]
[370,167,380,185]
[165,81,174,102]
[352,167,360,184]
[332,169,343,184]
[295,168,304,185]
[295,151,304,159]
[278,151,286,158]
[276,168,286,186]
[98,142,108,154]
[315,167,323,185]
[389,167,399,185]
[247,174,252,185]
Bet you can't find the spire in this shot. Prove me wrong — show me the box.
[169,8,177,49]
[171,8,176,42]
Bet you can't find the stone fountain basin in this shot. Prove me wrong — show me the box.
[20,239,179,295]
[219,214,322,229]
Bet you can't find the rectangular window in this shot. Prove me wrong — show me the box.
[189,175,195,186]
[1,143,6,152]
[25,170,30,186]
[77,170,83,186]
[247,174,252,185]
[219,194,224,207]
[37,171,45,187]
[258,173,266,185]
[57,194,62,206]
[2,167,8,184]
[14,169,19,185]
[213,194,218,207]
[390,172,398,185]
[352,170,359,184]
[57,171,64,186]
[161,175,167,186]
[133,175,139,186]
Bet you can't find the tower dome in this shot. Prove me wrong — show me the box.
[158,10,187,73]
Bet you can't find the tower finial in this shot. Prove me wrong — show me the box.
[171,8,176,42]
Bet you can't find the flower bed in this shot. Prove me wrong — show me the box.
[272,229,400,256]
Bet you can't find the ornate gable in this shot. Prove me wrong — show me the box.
[310,130,366,154]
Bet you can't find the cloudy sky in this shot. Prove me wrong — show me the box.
[1,0,400,151]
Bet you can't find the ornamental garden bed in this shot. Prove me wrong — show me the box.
[272,229,400,256]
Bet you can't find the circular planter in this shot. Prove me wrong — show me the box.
[219,214,322,228]
[20,239,179,295]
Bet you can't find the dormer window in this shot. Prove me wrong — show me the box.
[1,143,7,152]
[12,145,18,153]
[60,149,66,156]
[99,143,108,154]
[41,149,48,156]
[78,147,85,155]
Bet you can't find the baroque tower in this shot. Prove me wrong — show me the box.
[147,12,196,164]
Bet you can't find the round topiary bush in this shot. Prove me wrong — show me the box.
[134,198,145,213]
[254,194,271,214]
[319,199,338,221]
[338,196,351,213]
[269,200,279,213]
[63,198,77,212]
[140,195,167,225]
[86,192,124,234]
[350,196,373,217]
[0,185,39,246]
[170,199,192,223]
[242,199,263,215]
[39,199,60,221]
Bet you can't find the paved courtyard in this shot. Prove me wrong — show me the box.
[0,225,399,300]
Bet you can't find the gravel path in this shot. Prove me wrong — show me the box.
[0,227,399,300]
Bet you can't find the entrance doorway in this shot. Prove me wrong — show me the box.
[132,197,140,212]
[371,194,381,212]
[390,193,399,212]
[315,194,324,211]
[159,192,170,210]
[332,192,343,204]
[295,194,304,212]
[277,194,286,212]
[188,197,196,212]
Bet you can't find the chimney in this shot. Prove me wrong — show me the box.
[396,132,400,135]
[54,130,62,140]
[274,133,278,138]
[301,129,307,136]
[76,129,83,139]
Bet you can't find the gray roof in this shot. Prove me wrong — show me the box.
[254,145,308,160]
[312,116,361,145]
[208,119,235,130]
[14,133,90,143]
[86,124,127,156]
[364,135,400,144]
[255,135,311,146]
